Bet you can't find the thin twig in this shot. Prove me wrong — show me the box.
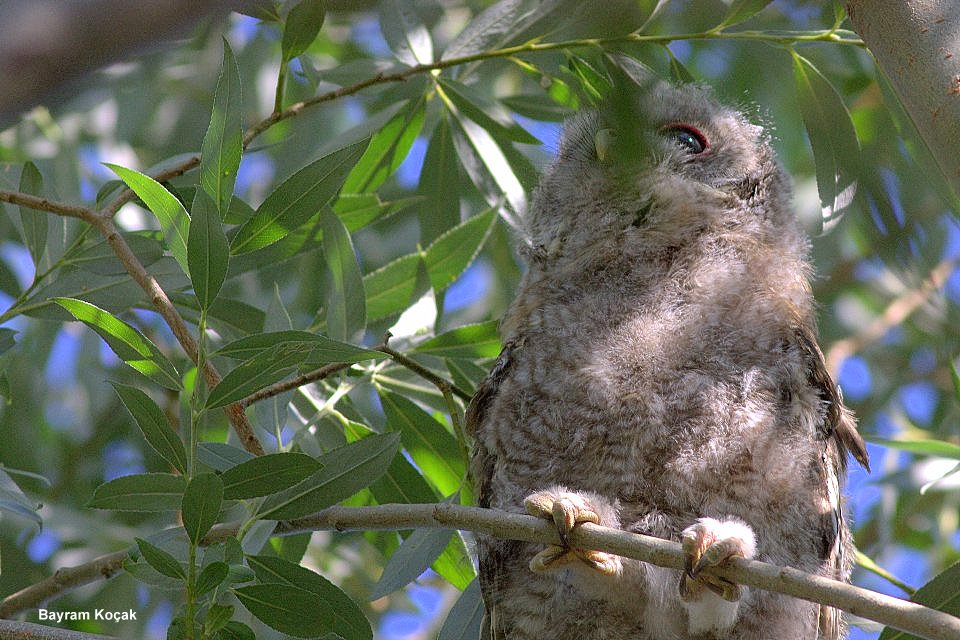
[0,190,97,222]
[5,504,958,640]
[380,339,472,402]
[239,361,354,408]
[825,254,960,377]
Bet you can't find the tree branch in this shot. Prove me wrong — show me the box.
[825,254,960,377]
[0,620,116,640]
[6,504,959,640]
[0,190,97,222]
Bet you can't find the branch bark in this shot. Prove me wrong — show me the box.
[846,0,960,197]
[0,620,116,640]
[5,504,959,640]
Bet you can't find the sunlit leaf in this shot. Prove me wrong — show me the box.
[231,140,367,254]
[216,330,382,363]
[380,0,433,66]
[413,321,501,359]
[54,298,181,390]
[867,437,960,460]
[111,382,188,474]
[107,164,190,274]
[201,39,242,217]
[341,99,426,194]
[439,80,539,145]
[424,208,497,291]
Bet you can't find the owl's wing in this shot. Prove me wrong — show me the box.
[794,325,868,640]
[466,338,522,640]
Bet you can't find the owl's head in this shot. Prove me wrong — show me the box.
[524,81,800,265]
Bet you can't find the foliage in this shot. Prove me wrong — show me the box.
[0,1,958,639]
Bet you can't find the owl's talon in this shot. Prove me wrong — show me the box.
[524,489,620,576]
[679,517,756,603]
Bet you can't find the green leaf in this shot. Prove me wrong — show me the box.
[501,94,573,122]
[717,0,774,28]
[424,208,497,291]
[205,343,316,409]
[951,361,960,403]
[216,330,383,363]
[107,164,190,274]
[342,99,426,194]
[878,561,960,639]
[189,189,230,309]
[182,472,223,544]
[201,39,243,217]
[281,0,326,62]
[17,162,46,267]
[363,254,422,322]
[205,603,234,633]
[215,620,256,640]
[417,116,460,244]
[135,537,186,580]
[221,453,322,500]
[231,140,367,254]
[54,298,181,390]
[256,432,400,520]
[111,383,187,474]
[197,442,255,472]
[370,528,453,600]
[233,584,333,637]
[442,0,524,61]
[247,555,372,640]
[565,54,612,102]
[0,469,41,528]
[867,437,960,460]
[414,321,500,359]
[439,80,539,145]
[88,473,187,511]
[379,390,465,496]
[197,561,230,596]
[438,579,484,640]
[72,233,164,275]
[792,53,861,231]
[333,193,421,232]
[380,0,433,66]
[321,206,366,342]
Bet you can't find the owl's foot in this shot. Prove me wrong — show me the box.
[678,517,756,602]
[523,489,621,575]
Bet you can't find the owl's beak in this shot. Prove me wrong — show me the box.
[594,128,615,163]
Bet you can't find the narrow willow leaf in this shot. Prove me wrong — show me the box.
[379,390,465,496]
[135,537,186,580]
[363,253,421,322]
[88,473,187,511]
[439,80,539,145]
[216,330,383,363]
[418,116,460,244]
[501,94,572,122]
[792,53,861,231]
[0,470,41,527]
[17,162,46,267]
[196,562,230,596]
[380,0,433,66]
[878,562,960,640]
[189,189,230,309]
[221,453,322,499]
[247,555,372,640]
[54,298,181,390]
[565,54,612,102]
[425,208,497,291]
[257,432,400,521]
[0,328,16,357]
[717,0,774,28]
[321,207,366,342]
[197,442,255,472]
[201,39,242,217]
[72,233,164,275]
[441,0,524,61]
[231,140,367,254]
[205,343,313,409]
[233,584,332,637]
[867,437,960,460]
[281,0,326,62]
[413,321,501,359]
[438,579,484,640]
[111,383,187,474]
[333,193,421,233]
[370,528,453,600]
[342,99,426,194]
[182,472,224,544]
[107,164,190,274]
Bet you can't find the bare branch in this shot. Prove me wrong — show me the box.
[0,620,116,640]
[0,190,97,222]
[6,504,958,640]
[239,361,353,408]
[825,254,960,376]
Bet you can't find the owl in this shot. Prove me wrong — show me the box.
[466,80,870,640]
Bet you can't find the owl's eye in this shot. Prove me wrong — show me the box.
[660,124,708,155]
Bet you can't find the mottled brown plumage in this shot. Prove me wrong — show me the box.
[467,81,868,640]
